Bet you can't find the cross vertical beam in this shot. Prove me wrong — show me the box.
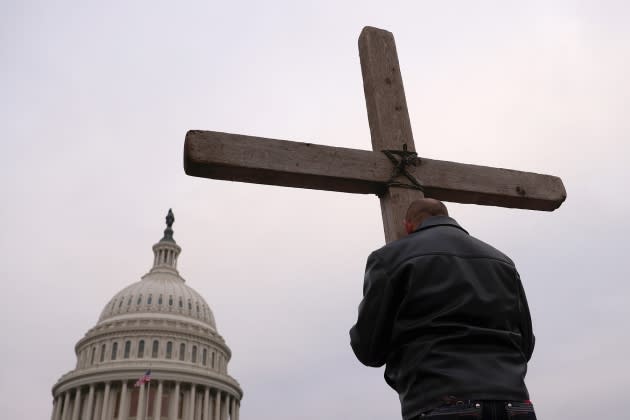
[359,27,424,242]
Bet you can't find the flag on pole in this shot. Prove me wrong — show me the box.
[134,369,152,387]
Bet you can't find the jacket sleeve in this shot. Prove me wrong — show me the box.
[349,252,400,367]
[515,271,535,361]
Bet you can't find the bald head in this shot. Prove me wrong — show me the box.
[404,199,449,234]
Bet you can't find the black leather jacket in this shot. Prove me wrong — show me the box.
[350,216,534,419]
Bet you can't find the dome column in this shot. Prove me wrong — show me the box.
[195,389,203,420]
[137,382,147,420]
[213,391,221,420]
[61,391,71,420]
[202,387,210,420]
[118,381,129,420]
[108,387,118,420]
[53,395,63,420]
[188,384,197,420]
[153,380,164,420]
[168,382,180,420]
[220,393,228,420]
[100,382,111,420]
[93,387,104,420]
[71,387,82,420]
[83,384,95,420]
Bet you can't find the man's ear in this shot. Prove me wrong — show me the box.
[404,220,415,235]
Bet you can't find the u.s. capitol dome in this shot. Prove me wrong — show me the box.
[51,210,243,420]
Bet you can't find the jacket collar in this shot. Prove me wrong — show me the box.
[412,215,469,235]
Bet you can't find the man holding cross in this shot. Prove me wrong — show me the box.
[184,25,559,420]
[349,198,537,420]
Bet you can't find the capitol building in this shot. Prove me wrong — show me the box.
[50,210,243,420]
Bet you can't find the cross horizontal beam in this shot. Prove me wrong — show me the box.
[184,130,566,211]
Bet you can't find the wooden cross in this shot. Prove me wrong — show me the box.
[183,26,566,243]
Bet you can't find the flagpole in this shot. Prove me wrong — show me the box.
[145,379,151,419]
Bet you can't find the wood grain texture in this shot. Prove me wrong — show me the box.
[184,130,567,210]
[359,26,415,153]
[359,26,424,242]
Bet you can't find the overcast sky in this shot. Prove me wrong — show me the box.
[2,1,629,419]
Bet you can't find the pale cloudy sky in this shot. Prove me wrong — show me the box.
[1,1,629,419]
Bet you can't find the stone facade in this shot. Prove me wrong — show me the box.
[51,211,243,420]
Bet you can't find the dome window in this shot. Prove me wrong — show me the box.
[169,295,173,306]
[179,343,186,361]
[202,348,207,366]
[196,303,200,314]
[188,300,192,312]
[118,299,124,309]
[138,340,145,358]
[147,294,153,305]
[192,345,197,363]
[211,352,215,368]
[166,341,173,359]
[179,298,183,308]
[158,295,163,305]
[137,295,143,305]
[111,342,118,360]
[127,296,132,306]
[100,344,106,363]
[124,341,131,359]
[152,340,159,358]
[90,347,96,365]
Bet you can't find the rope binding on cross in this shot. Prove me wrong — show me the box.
[381,144,425,193]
